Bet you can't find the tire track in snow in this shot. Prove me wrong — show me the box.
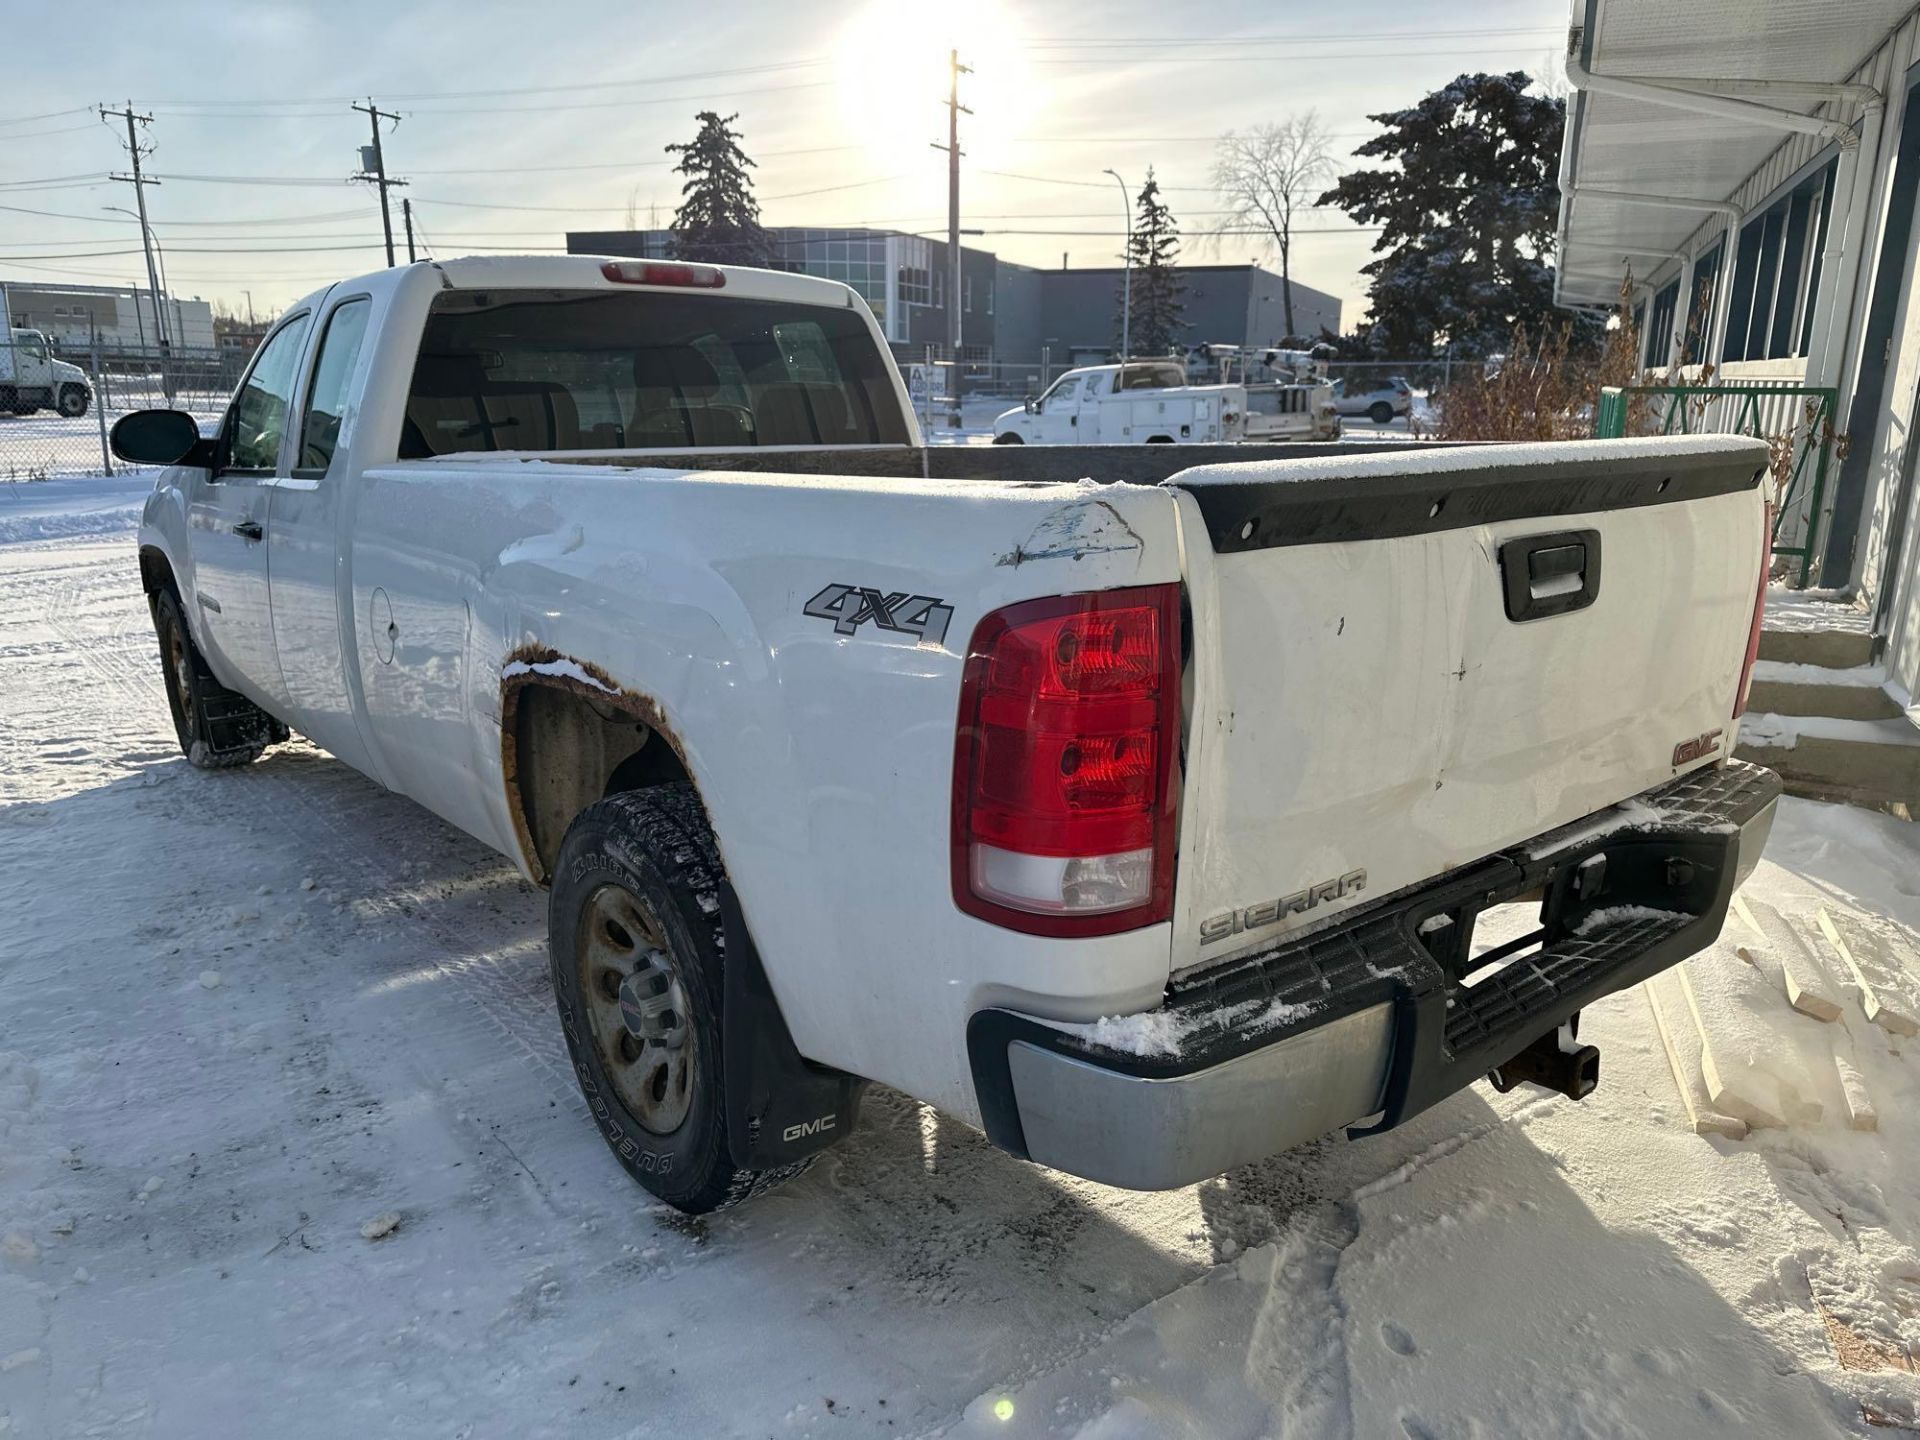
[31,549,586,1127]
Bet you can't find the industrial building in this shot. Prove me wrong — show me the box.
[565,229,1339,379]
[0,279,215,354]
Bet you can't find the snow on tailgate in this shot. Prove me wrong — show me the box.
[1164,431,1769,488]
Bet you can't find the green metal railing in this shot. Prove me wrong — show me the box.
[1595,383,1838,587]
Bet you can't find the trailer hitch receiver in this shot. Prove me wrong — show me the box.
[1487,1019,1600,1100]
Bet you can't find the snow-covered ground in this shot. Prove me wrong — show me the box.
[2,485,1918,1438]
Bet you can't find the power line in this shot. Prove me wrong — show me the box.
[0,105,95,128]
[140,58,828,108]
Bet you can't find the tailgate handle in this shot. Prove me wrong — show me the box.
[1499,530,1601,622]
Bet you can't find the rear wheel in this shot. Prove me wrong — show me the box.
[151,587,284,768]
[1369,401,1395,425]
[549,784,811,1214]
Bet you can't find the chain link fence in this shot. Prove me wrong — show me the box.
[0,337,244,483]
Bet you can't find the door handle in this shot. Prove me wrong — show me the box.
[232,519,264,542]
[1498,530,1601,622]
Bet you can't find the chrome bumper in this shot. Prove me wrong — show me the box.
[968,761,1781,1192]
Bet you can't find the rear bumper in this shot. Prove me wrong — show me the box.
[967,760,1780,1191]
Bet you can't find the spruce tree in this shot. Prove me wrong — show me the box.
[1116,170,1185,356]
[665,111,773,267]
[1316,73,1579,357]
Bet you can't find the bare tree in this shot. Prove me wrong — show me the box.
[1211,112,1336,338]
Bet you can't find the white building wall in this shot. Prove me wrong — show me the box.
[1615,10,1920,710]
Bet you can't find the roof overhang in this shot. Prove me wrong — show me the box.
[1556,0,1909,307]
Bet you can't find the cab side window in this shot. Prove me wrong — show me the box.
[226,314,312,473]
[1044,376,1082,412]
[297,299,372,476]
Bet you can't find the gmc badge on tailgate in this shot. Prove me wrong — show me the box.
[1672,728,1723,767]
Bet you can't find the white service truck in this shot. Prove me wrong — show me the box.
[0,288,94,417]
[992,361,1245,445]
[113,254,1780,1214]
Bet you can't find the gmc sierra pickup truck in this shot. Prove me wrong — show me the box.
[111,255,1779,1214]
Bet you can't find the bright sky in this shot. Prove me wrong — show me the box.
[0,0,1569,328]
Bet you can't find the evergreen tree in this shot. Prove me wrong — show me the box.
[1116,170,1185,356]
[665,111,772,267]
[1316,73,1582,358]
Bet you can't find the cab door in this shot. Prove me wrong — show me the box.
[185,311,311,712]
[1035,373,1082,442]
[1076,369,1109,443]
[267,290,380,776]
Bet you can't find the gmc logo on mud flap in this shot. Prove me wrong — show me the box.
[804,584,953,646]
[782,1114,835,1143]
[1672,728,1723,767]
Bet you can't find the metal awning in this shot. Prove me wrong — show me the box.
[1556,0,1910,306]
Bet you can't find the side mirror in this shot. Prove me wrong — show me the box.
[110,409,205,468]
[1024,397,1037,414]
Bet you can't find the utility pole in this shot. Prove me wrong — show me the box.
[930,50,971,428]
[101,101,173,401]
[1104,169,1131,362]
[352,98,405,267]
[402,197,417,263]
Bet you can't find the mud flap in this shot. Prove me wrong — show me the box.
[720,883,865,1170]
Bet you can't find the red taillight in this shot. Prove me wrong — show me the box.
[952,584,1182,937]
[600,260,726,289]
[1733,504,1774,719]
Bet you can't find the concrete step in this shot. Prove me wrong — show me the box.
[1758,627,1876,669]
[1736,712,1920,816]
[1759,590,1874,670]
[1746,660,1903,722]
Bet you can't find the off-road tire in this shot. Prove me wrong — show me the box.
[1369,401,1395,425]
[549,784,811,1213]
[151,586,284,768]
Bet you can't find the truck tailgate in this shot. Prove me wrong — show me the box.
[1164,435,1770,976]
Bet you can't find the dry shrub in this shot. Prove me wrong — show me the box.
[1424,309,1642,443]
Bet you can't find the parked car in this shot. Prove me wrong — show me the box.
[993,362,1245,444]
[1334,375,1414,425]
[113,254,1779,1215]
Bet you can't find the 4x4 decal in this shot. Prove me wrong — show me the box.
[804,583,954,646]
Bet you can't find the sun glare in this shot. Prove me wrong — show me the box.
[831,0,1039,173]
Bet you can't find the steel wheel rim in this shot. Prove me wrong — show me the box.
[577,882,695,1135]
[164,619,194,727]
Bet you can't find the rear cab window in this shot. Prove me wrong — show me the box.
[1118,363,1185,391]
[399,289,911,457]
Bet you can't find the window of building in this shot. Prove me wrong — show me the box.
[1722,156,1838,364]
[1684,243,1721,365]
[1645,280,1680,368]
[964,276,973,314]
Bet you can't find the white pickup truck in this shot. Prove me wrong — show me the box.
[113,255,1779,1215]
[992,361,1245,445]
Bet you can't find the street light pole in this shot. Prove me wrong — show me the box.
[1104,169,1131,362]
[104,203,172,350]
